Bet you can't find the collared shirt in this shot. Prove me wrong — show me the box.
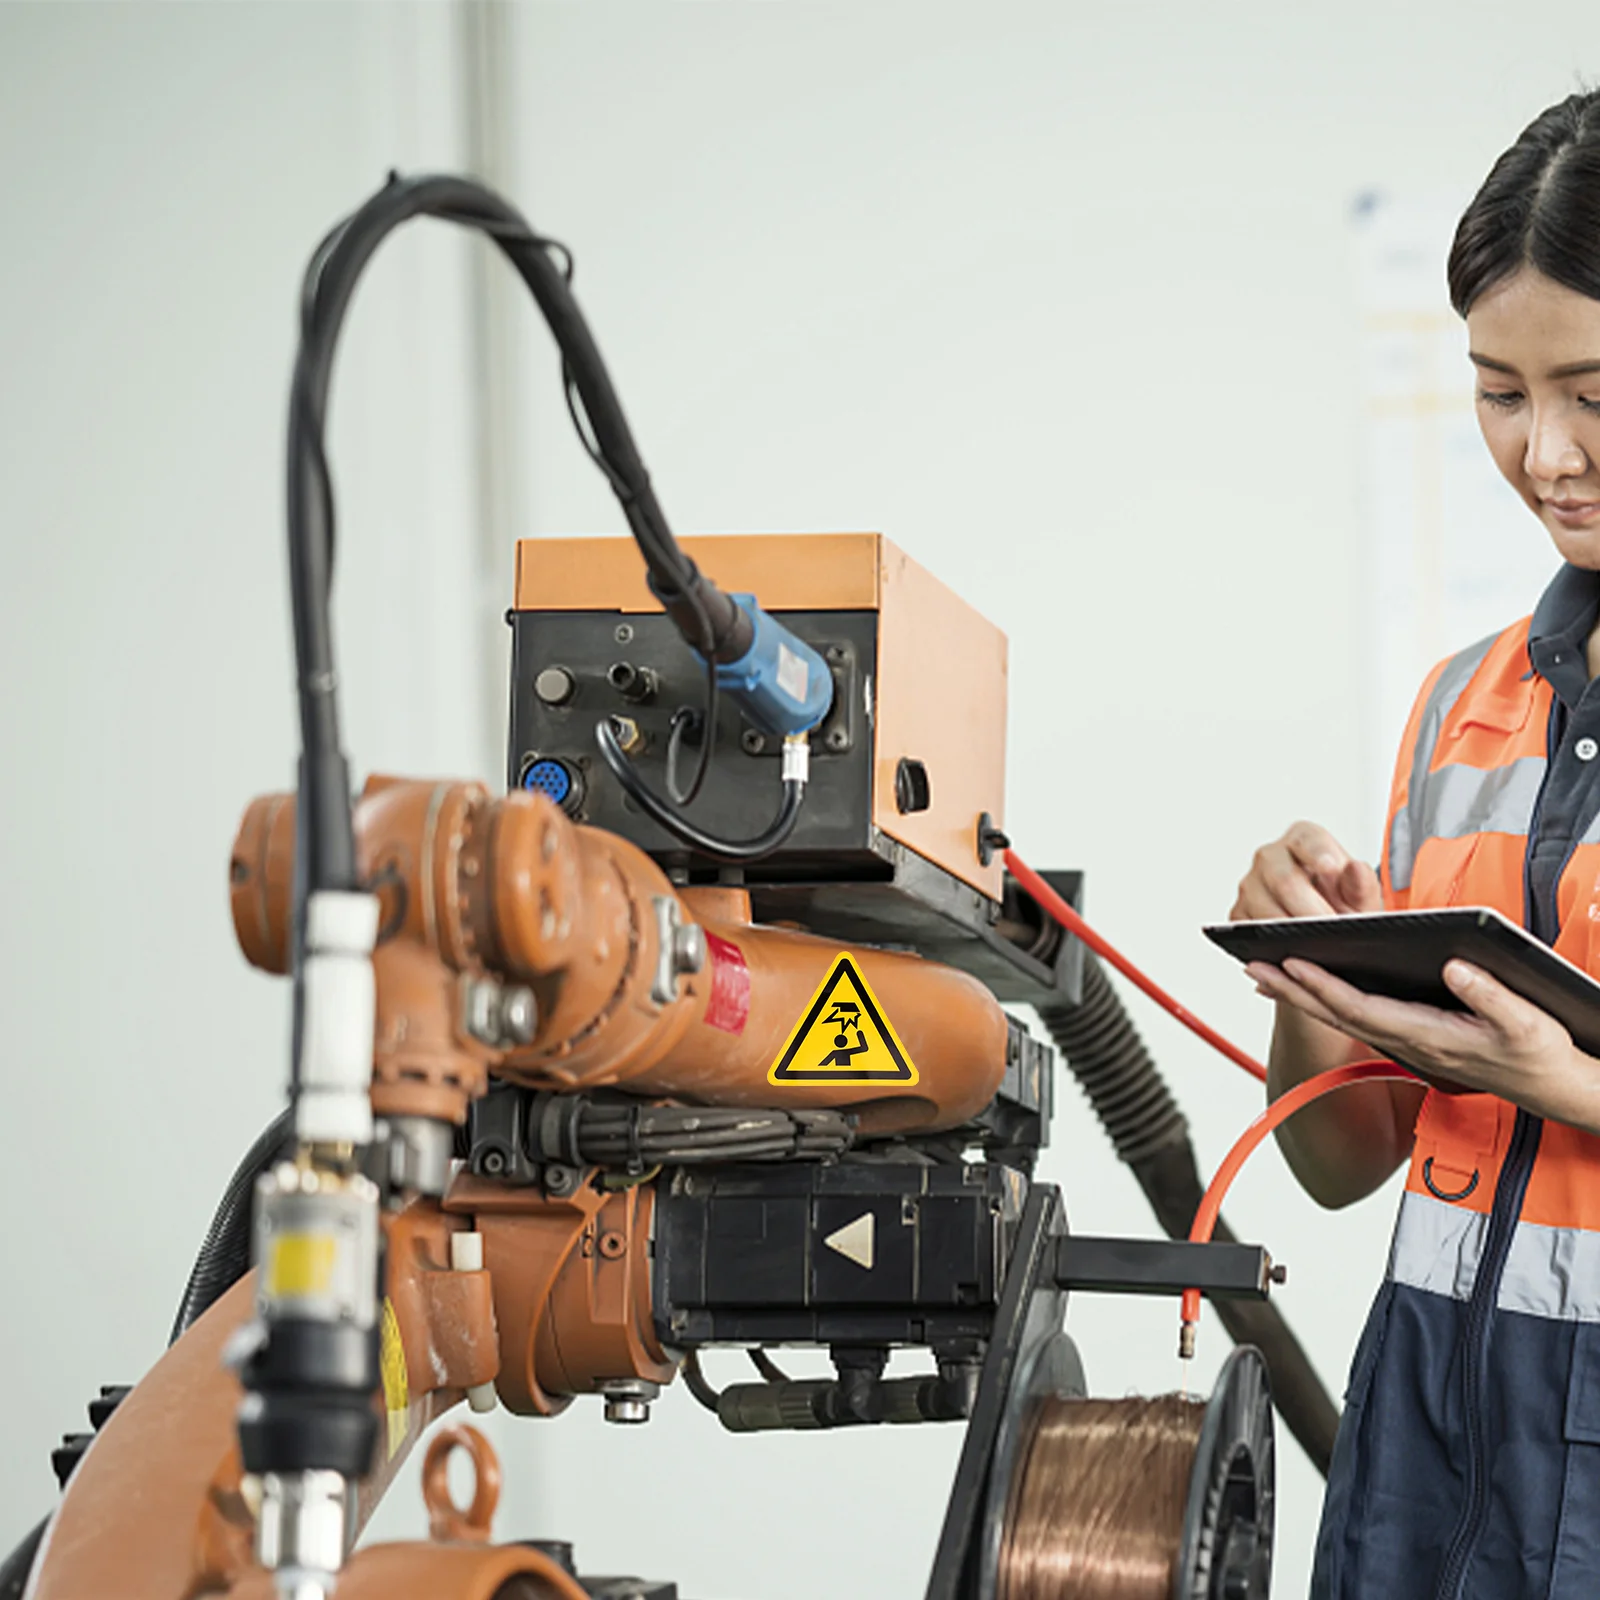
[1524,563,1600,942]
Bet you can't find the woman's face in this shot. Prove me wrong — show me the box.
[1468,267,1600,568]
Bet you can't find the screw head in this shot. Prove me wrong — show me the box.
[614,623,634,643]
[481,1149,507,1176]
[545,1163,577,1196]
[740,729,765,754]
[825,728,849,751]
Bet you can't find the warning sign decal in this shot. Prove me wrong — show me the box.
[379,1297,409,1459]
[768,954,919,1085]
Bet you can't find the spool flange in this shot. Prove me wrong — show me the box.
[1174,1345,1275,1600]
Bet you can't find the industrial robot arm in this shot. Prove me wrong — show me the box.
[12,172,1338,1600]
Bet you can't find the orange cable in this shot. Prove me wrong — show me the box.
[1177,1060,1420,1350]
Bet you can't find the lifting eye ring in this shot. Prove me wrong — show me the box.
[422,1422,502,1544]
[1423,1157,1480,1203]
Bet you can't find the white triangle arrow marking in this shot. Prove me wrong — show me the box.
[823,1212,875,1271]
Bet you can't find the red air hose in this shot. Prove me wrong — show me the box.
[1004,850,1268,1083]
[1004,847,1423,1356]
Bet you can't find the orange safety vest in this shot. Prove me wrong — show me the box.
[1314,592,1600,1600]
[1385,618,1600,1250]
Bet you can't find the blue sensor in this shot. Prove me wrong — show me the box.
[521,757,574,806]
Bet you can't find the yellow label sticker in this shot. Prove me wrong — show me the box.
[768,954,919,1084]
[379,1298,409,1460]
[265,1232,337,1299]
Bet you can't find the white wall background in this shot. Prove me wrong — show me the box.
[1,3,1597,1599]
[0,0,494,1564]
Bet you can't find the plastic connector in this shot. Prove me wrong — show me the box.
[713,595,833,738]
[296,891,380,1145]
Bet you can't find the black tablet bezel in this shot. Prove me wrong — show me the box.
[1204,906,1600,1059]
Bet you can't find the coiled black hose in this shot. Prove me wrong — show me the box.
[168,1108,295,1346]
[0,1518,45,1600]
[1036,954,1340,1477]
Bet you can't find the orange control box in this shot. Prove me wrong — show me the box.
[512,532,1008,899]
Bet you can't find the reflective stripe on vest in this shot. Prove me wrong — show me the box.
[1397,756,1546,877]
[1388,631,1499,894]
[1390,1189,1600,1323]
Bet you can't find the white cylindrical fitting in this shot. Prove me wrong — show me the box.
[449,1231,484,1272]
[296,891,381,1145]
[306,890,382,954]
[449,1231,497,1412]
[782,735,810,785]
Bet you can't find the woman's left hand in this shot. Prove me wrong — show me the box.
[1246,957,1600,1129]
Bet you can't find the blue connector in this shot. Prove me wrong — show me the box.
[520,756,584,815]
[713,595,834,738]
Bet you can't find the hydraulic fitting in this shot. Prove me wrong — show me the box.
[606,661,657,704]
[256,1470,350,1598]
[236,1161,381,1598]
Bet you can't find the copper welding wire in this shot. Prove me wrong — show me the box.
[996,1394,1206,1600]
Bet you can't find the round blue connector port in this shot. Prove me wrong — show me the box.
[521,757,575,808]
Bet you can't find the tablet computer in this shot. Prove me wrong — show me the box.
[1203,906,1600,1059]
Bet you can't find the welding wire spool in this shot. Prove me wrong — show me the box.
[991,1347,1273,1600]
[977,1327,1089,1596]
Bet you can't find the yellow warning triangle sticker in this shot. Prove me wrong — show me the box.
[768,954,919,1084]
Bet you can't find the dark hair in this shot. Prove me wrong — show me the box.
[1449,89,1600,315]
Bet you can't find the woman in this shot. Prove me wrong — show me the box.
[1233,90,1600,1600]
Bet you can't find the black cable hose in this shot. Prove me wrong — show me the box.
[681,1351,722,1414]
[749,1349,792,1384]
[1036,953,1340,1478]
[594,717,805,862]
[168,1109,296,1346]
[1038,957,1191,1168]
[283,173,768,1056]
[0,1518,45,1600]
[665,703,712,807]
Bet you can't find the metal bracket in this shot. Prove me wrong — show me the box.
[651,896,707,1005]
[1054,1236,1278,1301]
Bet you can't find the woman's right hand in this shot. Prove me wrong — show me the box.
[1230,820,1383,922]
[1230,821,1421,1208]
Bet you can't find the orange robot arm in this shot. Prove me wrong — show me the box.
[231,779,1011,1138]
